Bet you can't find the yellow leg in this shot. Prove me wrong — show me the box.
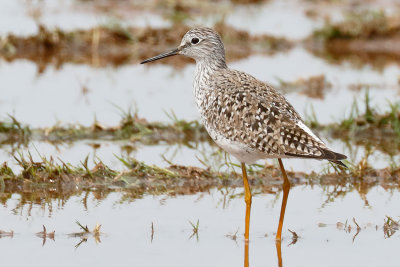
[276,158,291,241]
[275,239,283,267]
[244,240,249,267]
[241,163,252,242]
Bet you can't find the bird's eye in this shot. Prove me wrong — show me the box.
[191,37,199,44]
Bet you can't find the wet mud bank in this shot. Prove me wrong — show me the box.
[1,101,399,154]
[0,23,292,71]
[307,11,400,66]
[1,151,400,205]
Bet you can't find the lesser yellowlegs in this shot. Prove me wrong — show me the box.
[141,27,346,242]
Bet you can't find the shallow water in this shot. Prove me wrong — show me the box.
[226,0,322,39]
[0,0,170,36]
[0,133,398,174]
[1,1,400,266]
[0,0,321,38]
[1,186,399,267]
[1,47,399,128]
[1,45,399,173]
[4,0,400,39]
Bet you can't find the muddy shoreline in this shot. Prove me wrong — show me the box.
[0,23,292,71]
[3,11,400,71]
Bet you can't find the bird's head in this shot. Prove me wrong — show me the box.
[141,27,226,66]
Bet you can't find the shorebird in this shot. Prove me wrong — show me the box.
[141,27,346,242]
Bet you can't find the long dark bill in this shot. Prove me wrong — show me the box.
[140,48,179,64]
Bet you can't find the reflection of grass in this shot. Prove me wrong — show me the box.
[308,10,400,68]
[313,10,398,40]
[277,75,332,100]
[103,19,134,42]
[0,229,14,239]
[0,115,30,144]
[116,156,177,178]
[69,221,102,248]
[1,96,400,157]
[339,89,374,130]
[165,110,202,133]
[0,22,292,70]
[383,216,400,239]
[0,111,210,147]
[1,149,400,218]
[304,104,320,129]
[189,219,200,240]
[2,149,400,195]
[307,89,400,155]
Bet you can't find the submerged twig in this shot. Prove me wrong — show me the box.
[0,229,14,239]
[69,221,102,248]
[288,229,299,246]
[189,219,200,241]
[35,225,55,246]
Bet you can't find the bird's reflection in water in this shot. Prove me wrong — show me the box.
[244,241,249,267]
[275,241,283,267]
[243,240,283,267]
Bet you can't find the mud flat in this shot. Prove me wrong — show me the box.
[307,11,400,67]
[0,23,292,71]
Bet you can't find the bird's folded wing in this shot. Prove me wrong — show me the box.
[204,69,340,159]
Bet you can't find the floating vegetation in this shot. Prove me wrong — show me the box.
[150,222,155,243]
[383,216,400,238]
[288,229,299,245]
[225,228,239,241]
[0,229,14,239]
[189,219,200,240]
[335,218,363,241]
[69,221,102,248]
[325,216,400,240]
[35,225,55,246]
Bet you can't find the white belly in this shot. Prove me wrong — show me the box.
[205,124,272,164]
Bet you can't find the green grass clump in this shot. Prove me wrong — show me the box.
[116,156,177,179]
[164,110,202,132]
[0,116,31,144]
[338,90,400,136]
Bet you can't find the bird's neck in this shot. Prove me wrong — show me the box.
[196,56,227,73]
[194,58,227,88]
[193,58,227,111]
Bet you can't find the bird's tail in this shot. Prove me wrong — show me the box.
[329,159,347,168]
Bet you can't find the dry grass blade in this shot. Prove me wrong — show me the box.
[0,229,14,238]
[76,221,90,233]
[352,218,361,242]
[69,221,102,248]
[288,229,299,245]
[383,216,400,239]
[35,225,55,246]
[151,222,154,243]
[189,219,200,241]
[225,228,239,242]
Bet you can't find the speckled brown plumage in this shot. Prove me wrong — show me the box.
[142,27,347,165]
[198,68,342,160]
[140,27,346,242]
